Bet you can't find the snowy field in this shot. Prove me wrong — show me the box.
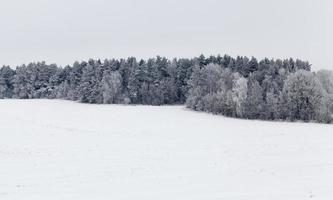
[1,100,333,200]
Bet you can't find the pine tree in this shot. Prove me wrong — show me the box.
[0,66,15,98]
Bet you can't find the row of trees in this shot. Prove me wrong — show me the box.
[0,55,331,123]
[186,64,333,123]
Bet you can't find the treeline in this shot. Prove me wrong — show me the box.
[0,55,332,123]
[187,64,333,123]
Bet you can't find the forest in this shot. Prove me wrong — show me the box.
[0,55,332,123]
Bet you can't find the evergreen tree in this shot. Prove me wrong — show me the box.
[78,61,97,103]
[0,66,15,98]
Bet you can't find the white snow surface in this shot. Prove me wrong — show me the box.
[1,99,333,200]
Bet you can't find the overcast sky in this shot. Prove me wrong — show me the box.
[0,0,331,70]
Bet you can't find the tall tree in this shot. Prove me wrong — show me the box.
[100,71,123,104]
[281,70,324,121]
[244,78,264,119]
[0,66,15,98]
[232,74,248,118]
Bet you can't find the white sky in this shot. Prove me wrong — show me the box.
[0,0,332,70]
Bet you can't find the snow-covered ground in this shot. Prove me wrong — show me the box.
[1,100,333,200]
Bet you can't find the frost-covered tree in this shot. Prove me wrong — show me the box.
[244,77,264,119]
[0,66,15,98]
[67,61,84,100]
[316,70,333,111]
[32,62,58,98]
[186,64,223,110]
[315,70,333,123]
[101,71,123,104]
[281,70,324,121]
[264,89,279,120]
[13,64,36,99]
[186,65,206,110]
[232,74,248,118]
[77,61,98,103]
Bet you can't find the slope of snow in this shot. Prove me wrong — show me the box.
[0,99,333,200]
